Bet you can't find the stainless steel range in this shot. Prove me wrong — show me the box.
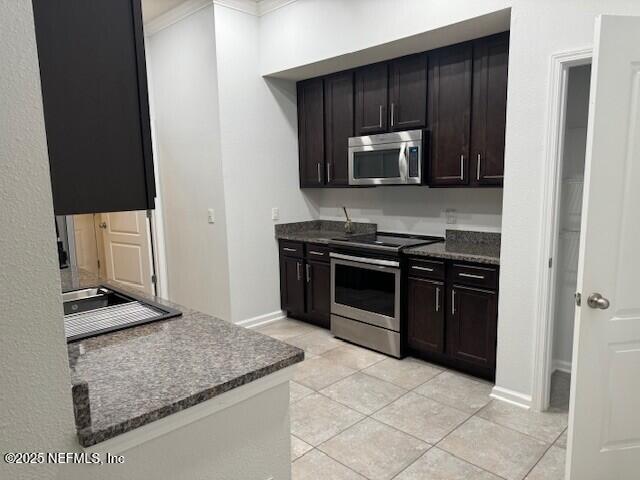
[329,233,443,357]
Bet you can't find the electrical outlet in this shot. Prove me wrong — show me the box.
[271,207,279,221]
[207,208,215,224]
[445,209,457,225]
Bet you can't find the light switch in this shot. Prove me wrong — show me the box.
[207,208,215,224]
[271,207,279,221]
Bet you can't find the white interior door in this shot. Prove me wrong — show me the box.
[100,211,154,295]
[73,214,100,275]
[567,15,640,479]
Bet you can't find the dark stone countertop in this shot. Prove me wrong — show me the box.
[275,220,377,244]
[61,269,304,447]
[404,230,501,265]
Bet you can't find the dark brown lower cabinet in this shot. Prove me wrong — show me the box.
[280,255,305,315]
[305,260,331,328]
[406,258,498,380]
[279,241,331,329]
[448,285,497,372]
[407,277,444,353]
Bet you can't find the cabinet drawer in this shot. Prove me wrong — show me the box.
[279,241,304,258]
[449,263,498,289]
[407,258,445,280]
[305,244,331,262]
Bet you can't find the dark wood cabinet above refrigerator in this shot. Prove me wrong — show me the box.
[32,0,155,215]
[295,32,509,189]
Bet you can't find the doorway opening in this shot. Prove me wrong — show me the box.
[548,63,591,411]
[534,49,592,413]
[57,210,157,296]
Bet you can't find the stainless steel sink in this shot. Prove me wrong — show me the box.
[63,287,131,315]
[63,285,182,342]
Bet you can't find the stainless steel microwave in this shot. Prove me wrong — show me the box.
[348,129,424,186]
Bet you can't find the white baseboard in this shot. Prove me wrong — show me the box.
[236,310,286,329]
[552,359,572,375]
[490,386,532,410]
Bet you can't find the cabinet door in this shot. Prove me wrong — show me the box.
[355,63,388,135]
[305,260,331,328]
[389,54,427,131]
[471,32,509,186]
[297,78,325,187]
[32,0,155,215]
[428,43,472,186]
[448,285,497,370]
[280,256,305,314]
[407,277,445,354]
[324,71,354,186]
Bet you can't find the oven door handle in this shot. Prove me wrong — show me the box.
[330,252,400,268]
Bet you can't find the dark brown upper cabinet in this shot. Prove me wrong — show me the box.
[471,32,509,186]
[355,63,389,135]
[427,43,473,187]
[407,276,445,354]
[389,54,428,131]
[324,71,354,186]
[297,78,325,187]
[32,0,155,215]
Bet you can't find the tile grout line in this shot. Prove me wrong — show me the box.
[293,446,373,480]
[520,441,556,480]
[429,407,512,479]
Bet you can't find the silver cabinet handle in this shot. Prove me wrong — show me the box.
[283,247,297,253]
[378,105,383,128]
[460,155,464,180]
[435,287,440,312]
[317,163,322,183]
[305,264,311,283]
[309,251,325,256]
[412,266,434,272]
[459,272,485,280]
[452,289,456,315]
[477,153,481,181]
[391,103,395,127]
[296,262,302,281]
[327,163,332,183]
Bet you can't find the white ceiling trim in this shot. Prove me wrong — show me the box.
[144,0,298,33]
[214,0,258,16]
[144,0,213,36]
[214,0,298,16]
[257,0,298,16]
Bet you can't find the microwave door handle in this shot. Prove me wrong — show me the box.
[399,144,409,181]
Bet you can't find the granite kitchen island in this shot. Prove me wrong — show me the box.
[60,269,303,480]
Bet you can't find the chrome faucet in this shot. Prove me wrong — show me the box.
[343,206,354,234]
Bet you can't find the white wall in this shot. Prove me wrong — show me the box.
[552,64,590,373]
[257,0,640,405]
[213,5,317,323]
[0,1,78,478]
[259,0,511,77]
[147,5,232,320]
[307,188,503,235]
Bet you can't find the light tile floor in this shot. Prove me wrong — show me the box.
[257,319,570,480]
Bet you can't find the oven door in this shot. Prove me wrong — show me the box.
[330,253,401,331]
[348,140,422,186]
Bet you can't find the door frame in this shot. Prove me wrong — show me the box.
[532,47,592,412]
